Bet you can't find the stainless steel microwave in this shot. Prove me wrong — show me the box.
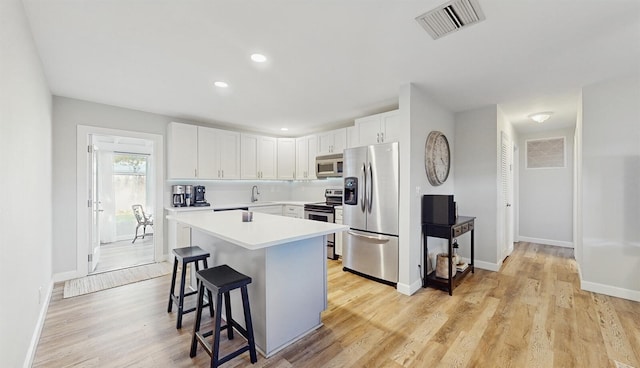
[315,153,343,178]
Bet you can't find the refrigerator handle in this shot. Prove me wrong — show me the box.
[360,163,366,213]
[347,230,390,244]
[367,162,373,213]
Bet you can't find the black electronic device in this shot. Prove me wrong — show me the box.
[422,194,455,225]
[343,177,358,205]
[193,185,210,207]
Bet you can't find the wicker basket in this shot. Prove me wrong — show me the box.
[435,253,456,279]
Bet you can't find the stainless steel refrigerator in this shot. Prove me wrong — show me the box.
[342,142,399,284]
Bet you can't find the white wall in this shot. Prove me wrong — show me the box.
[454,106,500,270]
[518,127,574,246]
[0,0,53,366]
[580,74,640,300]
[398,84,455,295]
[52,96,174,274]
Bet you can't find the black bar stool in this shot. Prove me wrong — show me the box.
[167,246,214,329]
[190,265,257,368]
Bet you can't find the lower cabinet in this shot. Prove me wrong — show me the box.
[249,205,284,216]
[283,204,304,219]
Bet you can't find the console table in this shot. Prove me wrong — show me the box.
[422,216,475,295]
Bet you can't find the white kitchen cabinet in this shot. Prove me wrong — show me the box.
[355,110,400,146]
[318,128,347,155]
[241,134,277,180]
[197,126,241,179]
[295,135,317,180]
[346,126,358,148]
[335,207,343,256]
[283,204,304,219]
[277,138,296,180]
[167,122,198,179]
[250,204,283,216]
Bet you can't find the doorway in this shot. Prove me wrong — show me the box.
[77,126,164,278]
[91,136,156,273]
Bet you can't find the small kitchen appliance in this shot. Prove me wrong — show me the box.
[184,185,193,207]
[192,185,210,207]
[172,185,186,207]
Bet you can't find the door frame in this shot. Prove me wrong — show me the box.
[76,125,164,277]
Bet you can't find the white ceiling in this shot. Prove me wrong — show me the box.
[22,0,640,136]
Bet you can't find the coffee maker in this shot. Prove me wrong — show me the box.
[193,185,210,207]
[172,185,186,207]
[184,185,193,207]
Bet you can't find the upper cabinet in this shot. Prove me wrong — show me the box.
[197,126,241,179]
[168,122,198,179]
[295,135,318,180]
[277,138,295,180]
[167,122,240,180]
[241,134,277,180]
[355,110,400,146]
[318,127,347,155]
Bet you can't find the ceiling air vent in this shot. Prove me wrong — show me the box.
[416,0,486,40]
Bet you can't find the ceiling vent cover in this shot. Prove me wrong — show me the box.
[416,0,486,40]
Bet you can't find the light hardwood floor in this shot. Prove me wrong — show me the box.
[33,243,640,367]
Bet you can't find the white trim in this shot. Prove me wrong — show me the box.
[53,270,80,282]
[76,126,164,277]
[518,236,574,248]
[397,279,422,296]
[474,260,501,272]
[23,280,53,368]
[581,279,640,302]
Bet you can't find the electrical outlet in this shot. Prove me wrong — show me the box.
[415,186,421,196]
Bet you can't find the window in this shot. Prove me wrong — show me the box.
[113,153,149,237]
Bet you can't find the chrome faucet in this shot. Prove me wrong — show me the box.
[251,185,260,203]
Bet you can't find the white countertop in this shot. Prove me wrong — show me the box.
[165,200,316,212]
[167,210,347,250]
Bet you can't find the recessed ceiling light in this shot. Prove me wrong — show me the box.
[280,127,289,131]
[528,112,553,123]
[214,81,228,88]
[251,53,267,63]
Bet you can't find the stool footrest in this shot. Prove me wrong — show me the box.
[193,330,251,366]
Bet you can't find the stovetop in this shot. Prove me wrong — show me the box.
[304,188,343,210]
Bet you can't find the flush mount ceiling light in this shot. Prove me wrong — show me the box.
[251,53,267,63]
[214,81,228,88]
[528,112,553,123]
[280,128,289,131]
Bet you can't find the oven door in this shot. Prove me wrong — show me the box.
[304,209,336,259]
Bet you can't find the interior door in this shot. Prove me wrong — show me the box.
[500,131,514,259]
[89,143,101,272]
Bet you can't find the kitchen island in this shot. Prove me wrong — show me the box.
[166,210,347,357]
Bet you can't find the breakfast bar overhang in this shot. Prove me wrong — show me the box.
[166,210,348,357]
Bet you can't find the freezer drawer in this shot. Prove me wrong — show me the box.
[343,229,398,283]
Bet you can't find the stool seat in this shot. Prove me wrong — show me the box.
[173,246,210,263]
[197,265,252,293]
[168,246,213,329]
[191,264,257,367]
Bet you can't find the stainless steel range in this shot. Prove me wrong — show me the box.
[304,189,343,260]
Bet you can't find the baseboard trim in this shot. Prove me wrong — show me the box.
[474,260,500,272]
[397,279,422,296]
[581,279,640,302]
[23,280,53,368]
[518,236,573,248]
[53,270,79,282]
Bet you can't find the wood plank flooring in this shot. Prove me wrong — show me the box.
[33,242,640,367]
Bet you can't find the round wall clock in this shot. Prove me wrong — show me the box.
[425,131,450,186]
